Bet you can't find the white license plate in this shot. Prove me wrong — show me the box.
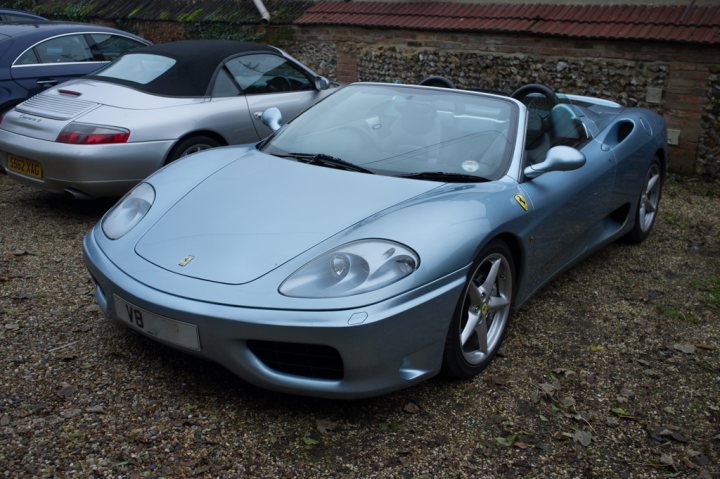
[113,295,201,351]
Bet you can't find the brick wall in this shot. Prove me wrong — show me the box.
[276,25,720,177]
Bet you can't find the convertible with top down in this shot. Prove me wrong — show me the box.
[83,80,666,398]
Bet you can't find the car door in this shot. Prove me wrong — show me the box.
[225,53,326,139]
[11,33,102,96]
[10,33,145,99]
[205,67,264,144]
[519,118,617,288]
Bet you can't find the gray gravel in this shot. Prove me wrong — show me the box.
[1,173,718,478]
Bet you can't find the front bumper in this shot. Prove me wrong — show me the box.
[0,129,174,197]
[83,230,468,399]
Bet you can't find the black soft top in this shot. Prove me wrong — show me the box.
[87,40,279,97]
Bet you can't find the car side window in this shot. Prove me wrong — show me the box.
[16,34,94,65]
[225,53,313,95]
[211,68,241,97]
[88,34,145,61]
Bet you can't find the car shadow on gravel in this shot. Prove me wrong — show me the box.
[16,190,117,221]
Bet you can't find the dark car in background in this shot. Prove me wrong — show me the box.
[0,22,149,112]
[0,9,47,22]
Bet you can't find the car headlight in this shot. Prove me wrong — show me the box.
[279,239,419,298]
[101,182,155,239]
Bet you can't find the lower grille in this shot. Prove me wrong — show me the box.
[247,340,344,380]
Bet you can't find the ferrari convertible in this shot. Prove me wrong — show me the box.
[0,40,336,197]
[83,81,666,398]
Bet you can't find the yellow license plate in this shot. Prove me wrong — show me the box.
[6,154,43,179]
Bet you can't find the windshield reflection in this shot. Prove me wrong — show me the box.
[263,84,519,181]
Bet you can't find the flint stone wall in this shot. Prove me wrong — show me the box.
[698,71,720,179]
[357,48,669,115]
[280,41,337,79]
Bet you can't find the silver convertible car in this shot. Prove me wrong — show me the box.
[83,81,666,398]
[0,40,337,198]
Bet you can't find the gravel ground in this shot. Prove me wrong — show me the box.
[0,173,718,478]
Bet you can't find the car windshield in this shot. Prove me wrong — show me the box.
[262,84,518,180]
[94,53,176,84]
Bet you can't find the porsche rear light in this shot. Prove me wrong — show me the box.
[56,123,129,145]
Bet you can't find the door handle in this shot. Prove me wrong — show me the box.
[36,79,58,87]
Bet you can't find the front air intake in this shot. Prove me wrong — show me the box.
[247,340,344,380]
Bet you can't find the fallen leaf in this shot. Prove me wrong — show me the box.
[56,385,76,399]
[572,429,592,447]
[489,375,509,387]
[659,453,675,467]
[620,388,635,398]
[302,435,319,446]
[673,343,696,354]
[539,380,561,396]
[85,405,105,414]
[695,343,716,350]
[4,323,19,331]
[495,434,518,447]
[611,407,634,419]
[560,396,576,409]
[649,426,688,443]
[0,414,9,426]
[60,408,82,419]
[403,402,420,414]
[553,368,576,377]
[316,419,338,435]
[513,441,531,449]
[590,345,604,352]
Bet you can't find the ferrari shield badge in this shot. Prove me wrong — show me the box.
[514,194,528,212]
[179,255,194,267]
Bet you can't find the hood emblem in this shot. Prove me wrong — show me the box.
[179,255,194,267]
[514,194,528,212]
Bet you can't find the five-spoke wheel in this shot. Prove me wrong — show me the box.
[443,240,514,378]
[624,159,663,244]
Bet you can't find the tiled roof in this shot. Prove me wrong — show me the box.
[296,2,720,44]
[34,0,313,24]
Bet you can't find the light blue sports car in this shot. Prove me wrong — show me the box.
[83,81,667,398]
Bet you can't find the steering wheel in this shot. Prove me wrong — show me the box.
[267,76,292,92]
[419,76,455,89]
[511,83,558,127]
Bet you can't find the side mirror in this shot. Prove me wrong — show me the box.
[524,146,586,179]
[261,107,284,132]
[314,76,330,91]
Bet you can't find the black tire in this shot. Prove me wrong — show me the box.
[623,159,663,244]
[166,135,221,164]
[442,240,515,379]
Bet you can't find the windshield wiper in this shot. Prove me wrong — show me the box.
[402,171,489,183]
[279,152,375,174]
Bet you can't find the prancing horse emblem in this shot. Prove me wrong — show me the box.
[514,194,528,212]
[179,255,194,267]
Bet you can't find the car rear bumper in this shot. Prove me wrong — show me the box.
[0,129,174,197]
[83,229,468,399]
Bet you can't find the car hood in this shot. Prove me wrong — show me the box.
[15,79,205,119]
[134,152,440,285]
